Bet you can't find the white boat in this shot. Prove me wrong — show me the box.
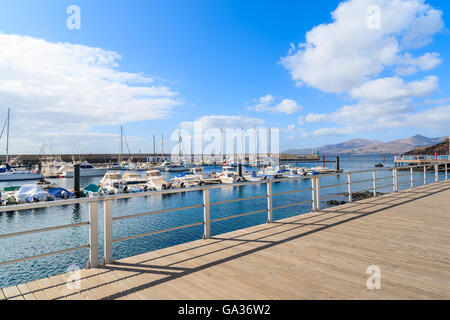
[145,170,170,190]
[307,166,337,175]
[282,165,308,178]
[243,170,265,182]
[58,162,108,177]
[99,171,127,194]
[0,109,44,181]
[123,172,147,185]
[258,166,284,180]
[14,184,48,203]
[0,166,44,181]
[217,166,244,184]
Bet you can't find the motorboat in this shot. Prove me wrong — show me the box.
[307,166,337,175]
[123,172,147,185]
[217,166,244,184]
[258,166,284,180]
[243,170,265,182]
[58,161,108,178]
[99,171,127,194]
[145,170,170,191]
[0,165,44,181]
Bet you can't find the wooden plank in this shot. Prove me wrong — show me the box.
[2,286,23,300]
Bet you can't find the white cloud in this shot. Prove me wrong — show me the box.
[280,0,445,139]
[249,95,302,114]
[273,99,302,114]
[280,0,443,93]
[180,115,265,130]
[0,33,182,153]
[350,76,438,102]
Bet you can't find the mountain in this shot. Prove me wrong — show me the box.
[405,138,450,155]
[283,135,447,155]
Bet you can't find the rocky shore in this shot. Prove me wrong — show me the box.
[327,191,385,206]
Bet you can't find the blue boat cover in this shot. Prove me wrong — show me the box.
[48,188,74,198]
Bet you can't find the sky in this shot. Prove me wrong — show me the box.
[0,0,449,155]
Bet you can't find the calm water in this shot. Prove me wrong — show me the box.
[0,154,446,288]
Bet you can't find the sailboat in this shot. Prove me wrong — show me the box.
[0,109,44,181]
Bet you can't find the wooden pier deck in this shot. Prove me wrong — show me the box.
[2,180,450,300]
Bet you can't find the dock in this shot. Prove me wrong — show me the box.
[2,179,449,300]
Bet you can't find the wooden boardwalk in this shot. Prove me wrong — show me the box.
[2,180,449,300]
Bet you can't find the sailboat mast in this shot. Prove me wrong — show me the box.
[179,129,182,161]
[153,134,156,164]
[201,131,204,164]
[241,128,244,164]
[6,108,10,164]
[220,128,224,162]
[161,134,164,160]
[119,126,123,163]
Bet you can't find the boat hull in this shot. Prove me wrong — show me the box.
[0,172,44,181]
[62,168,108,177]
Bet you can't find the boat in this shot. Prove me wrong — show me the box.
[0,110,44,181]
[307,166,337,175]
[217,166,244,184]
[145,170,170,190]
[83,184,104,197]
[47,187,73,199]
[0,165,44,181]
[281,166,308,178]
[243,170,265,182]
[123,172,147,185]
[99,171,127,194]
[14,184,48,203]
[58,161,108,177]
[258,166,284,180]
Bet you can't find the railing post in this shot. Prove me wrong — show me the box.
[393,169,398,192]
[410,167,414,189]
[267,182,273,223]
[347,173,352,203]
[424,165,427,185]
[372,171,377,197]
[103,200,114,265]
[311,177,317,212]
[316,176,321,211]
[446,163,448,180]
[435,164,439,183]
[87,201,98,269]
[202,189,211,239]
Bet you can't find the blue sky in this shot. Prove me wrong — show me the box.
[0,0,449,154]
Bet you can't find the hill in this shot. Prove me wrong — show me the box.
[404,138,450,155]
[283,135,446,155]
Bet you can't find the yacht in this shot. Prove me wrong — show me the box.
[58,161,108,177]
[123,172,147,185]
[99,171,127,194]
[258,166,284,180]
[0,165,44,181]
[145,170,170,191]
[217,166,244,184]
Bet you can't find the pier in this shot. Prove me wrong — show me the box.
[1,163,449,300]
[394,155,450,166]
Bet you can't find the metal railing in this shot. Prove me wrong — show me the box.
[0,162,448,271]
[395,155,450,161]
